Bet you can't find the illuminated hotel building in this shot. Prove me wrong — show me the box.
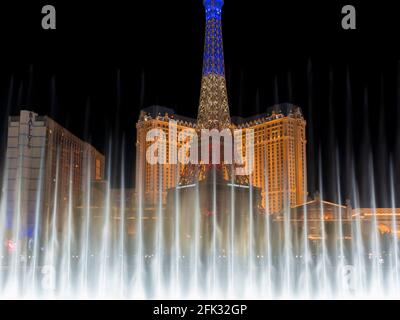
[233,103,307,213]
[136,106,196,207]
[5,110,104,236]
[135,0,307,214]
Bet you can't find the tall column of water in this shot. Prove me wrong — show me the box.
[29,145,46,297]
[44,148,61,298]
[317,154,330,298]
[351,185,366,298]
[79,155,91,298]
[210,165,217,298]
[334,149,347,297]
[301,203,310,298]
[60,155,74,297]
[389,161,399,297]
[228,167,235,298]
[282,139,292,297]
[0,157,9,295]
[246,173,254,298]
[133,141,144,298]
[190,182,201,298]
[8,136,24,297]
[170,166,182,299]
[118,149,126,298]
[98,154,112,298]
[367,157,383,297]
[0,81,14,297]
[155,163,164,297]
[263,153,273,298]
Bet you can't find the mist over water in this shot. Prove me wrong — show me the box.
[0,129,399,299]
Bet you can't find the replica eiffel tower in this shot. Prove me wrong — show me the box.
[164,0,261,255]
[180,0,248,186]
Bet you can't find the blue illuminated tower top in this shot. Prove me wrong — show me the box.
[204,0,224,19]
[202,0,225,76]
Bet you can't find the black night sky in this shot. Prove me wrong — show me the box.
[0,0,400,207]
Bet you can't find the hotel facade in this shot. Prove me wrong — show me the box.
[136,104,307,214]
[4,110,105,237]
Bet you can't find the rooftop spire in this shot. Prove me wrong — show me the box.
[197,0,231,130]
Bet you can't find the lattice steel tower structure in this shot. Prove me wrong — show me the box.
[136,1,307,213]
[197,0,231,130]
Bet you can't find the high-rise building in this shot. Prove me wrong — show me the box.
[135,0,307,214]
[136,106,196,208]
[4,110,104,237]
[233,103,307,213]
